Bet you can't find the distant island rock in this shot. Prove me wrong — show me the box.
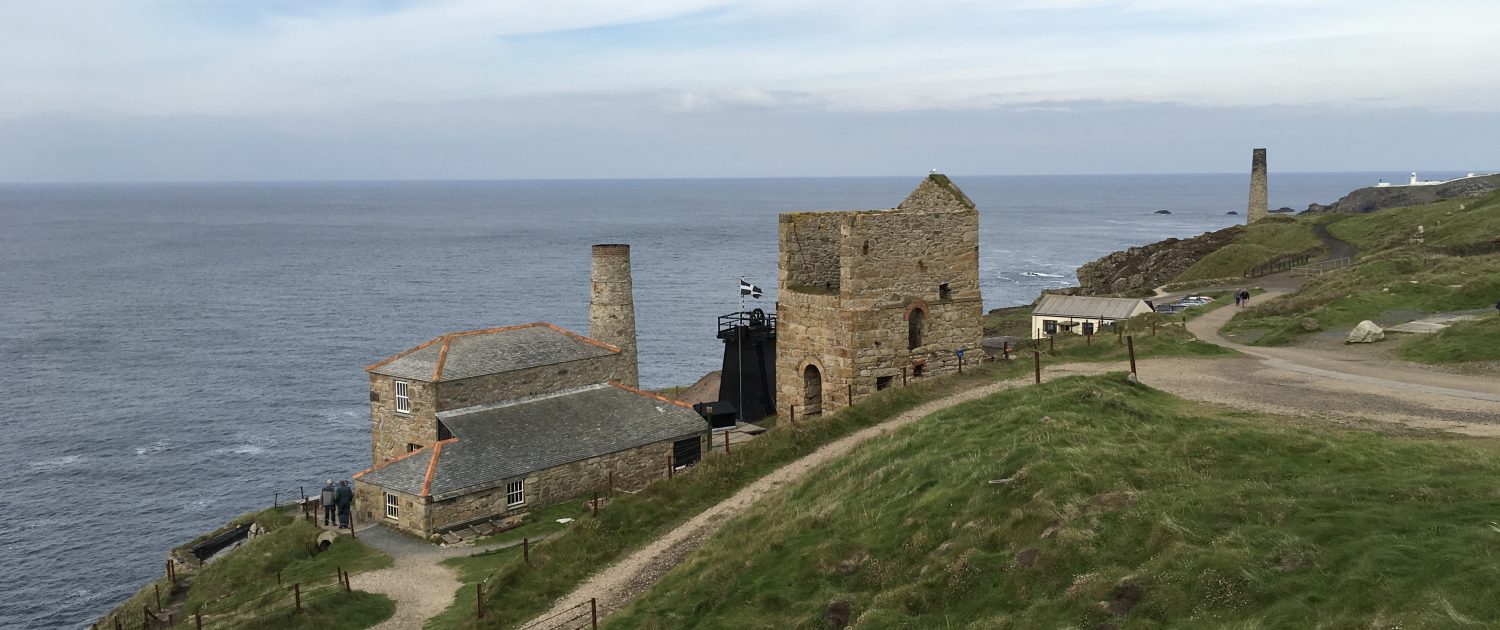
[1270,206,1295,214]
[1225,211,1239,215]
[1153,210,1172,215]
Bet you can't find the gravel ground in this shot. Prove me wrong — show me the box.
[346,526,474,630]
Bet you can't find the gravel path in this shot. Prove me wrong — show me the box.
[523,376,1033,626]
[346,526,474,630]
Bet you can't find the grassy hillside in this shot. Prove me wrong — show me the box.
[1171,216,1322,283]
[1222,191,1500,351]
[609,375,1500,629]
[95,507,394,630]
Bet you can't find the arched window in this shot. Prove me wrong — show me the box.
[803,365,823,415]
[908,308,925,350]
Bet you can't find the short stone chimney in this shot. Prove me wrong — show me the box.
[589,244,640,388]
[1247,148,1268,223]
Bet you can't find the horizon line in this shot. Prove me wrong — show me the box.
[2,169,1493,186]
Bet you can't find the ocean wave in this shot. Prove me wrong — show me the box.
[212,434,276,456]
[1020,271,1067,278]
[28,454,86,472]
[135,439,173,456]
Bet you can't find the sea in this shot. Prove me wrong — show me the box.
[0,172,1450,627]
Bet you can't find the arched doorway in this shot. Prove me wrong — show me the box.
[802,364,823,416]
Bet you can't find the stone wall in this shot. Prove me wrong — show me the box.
[775,175,984,419]
[369,376,438,464]
[431,353,628,411]
[589,244,639,388]
[370,354,628,464]
[779,212,846,291]
[354,482,428,534]
[361,432,704,537]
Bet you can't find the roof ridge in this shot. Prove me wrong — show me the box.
[607,381,695,409]
[419,438,458,496]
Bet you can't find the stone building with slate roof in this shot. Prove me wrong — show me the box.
[353,245,708,538]
[775,174,984,419]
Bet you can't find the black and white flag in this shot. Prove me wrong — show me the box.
[739,279,763,299]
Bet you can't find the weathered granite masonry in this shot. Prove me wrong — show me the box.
[1248,148,1268,223]
[368,353,629,463]
[775,174,983,418]
[358,437,695,537]
[590,244,640,388]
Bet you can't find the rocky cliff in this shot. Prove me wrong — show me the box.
[1305,174,1500,214]
[1074,225,1245,295]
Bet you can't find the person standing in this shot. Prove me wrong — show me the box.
[335,480,354,529]
[320,480,337,526]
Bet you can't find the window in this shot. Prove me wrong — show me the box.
[939,283,951,300]
[394,380,410,413]
[506,480,525,507]
[407,443,422,453]
[384,493,399,520]
[913,364,925,378]
[908,309,925,350]
[862,240,870,255]
[876,376,893,391]
[1043,319,1058,336]
[1083,322,1095,335]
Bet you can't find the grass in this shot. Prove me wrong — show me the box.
[1222,249,1500,346]
[1328,190,1500,253]
[981,305,1032,337]
[179,514,393,615]
[1398,315,1500,364]
[1172,216,1322,282]
[1022,313,1233,361]
[608,375,1500,629]
[245,591,396,630]
[424,333,1238,629]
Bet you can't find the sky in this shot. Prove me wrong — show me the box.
[1,0,1497,182]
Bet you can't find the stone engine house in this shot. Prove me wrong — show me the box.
[353,245,707,538]
[775,174,983,418]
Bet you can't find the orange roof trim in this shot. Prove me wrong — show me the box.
[419,438,459,497]
[607,381,695,409]
[353,440,444,479]
[365,322,621,380]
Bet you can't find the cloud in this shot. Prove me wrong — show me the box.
[2,0,1498,120]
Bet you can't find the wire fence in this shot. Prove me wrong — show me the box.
[513,598,597,630]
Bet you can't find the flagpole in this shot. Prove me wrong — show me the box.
[738,277,745,431]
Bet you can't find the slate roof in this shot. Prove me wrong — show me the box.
[355,383,706,501]
[1033,295,1151,320]
[366,323,619,382]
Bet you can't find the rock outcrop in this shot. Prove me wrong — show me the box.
[1075,225,1245,295]
[1305,174,1500,214]
[1347,320,1385,344]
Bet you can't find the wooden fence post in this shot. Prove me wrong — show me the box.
[1003,341,1009,360]
[591,597,599,629]
[294,583,302,613]
[1049,335,1054,353]
[115,618,122,630]
[1151,321,1156,337]
[667,453,674,478]
[277,570,282,585]
[607,470,614,496]
[155,583,162,610]
[1127,335,1137,377]
[724,430,730,455]
[523,537,530,564]
[847,382,853,407]
[1033,351,1041,385]
[476,583,485,619]
[902,366,907,386]
[592,491,599,517]
[195,611,202,630]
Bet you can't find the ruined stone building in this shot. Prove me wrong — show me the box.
[353,245,706,538]
[775,174,983,418]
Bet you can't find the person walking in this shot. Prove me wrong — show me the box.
[320,479,337,526]
[1240,289,1251,306]
[335,480,354,529]
[1234,289,1243,307]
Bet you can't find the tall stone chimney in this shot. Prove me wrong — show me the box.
[1247,148,1268,223]
[589,244,640,388]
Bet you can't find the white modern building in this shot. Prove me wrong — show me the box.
[1030,295,1154,339]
